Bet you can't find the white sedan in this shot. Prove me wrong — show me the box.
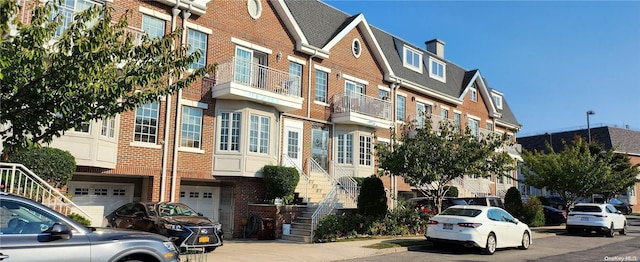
[425,205,531,255]
[566,203,627,237]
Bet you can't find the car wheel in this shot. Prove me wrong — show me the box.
[205,247,217,253]
[607,222,615,238]
[518,231,530,250]
[557,204,564,210]
[620,221,627,235]
[566,227,579,235]
[483,233,496,255]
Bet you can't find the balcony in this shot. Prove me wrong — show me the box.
[211,57,304,112]
[331,92,393,129]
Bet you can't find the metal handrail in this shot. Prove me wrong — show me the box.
[310,185,338,243]
[214,57,301,97]
[331,92,392,121]
[0,162,93,220]
[331,162,359,205]
[282,154,309,203]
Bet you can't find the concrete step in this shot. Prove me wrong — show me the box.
[290,228,311,236]
[281,234,311,243]
[291,221,312,230]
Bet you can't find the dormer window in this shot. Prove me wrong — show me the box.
[429,57,446,82]
[403,45,423,73]
[470,88,478,102]
[492,93,503,110]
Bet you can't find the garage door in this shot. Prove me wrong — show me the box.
[68,182,134,227]
[180,185,220,222]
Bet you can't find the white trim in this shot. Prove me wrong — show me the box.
[178,147,206,154]
[342,73,369,86]
[129,141,162,149]
[378,85,390,92]
[231,37,273,54]
[415,98,433,105]
[287,56,307,65]
[352,38,362,58]
[313,64,331,73]
[466,114,481,121]
[428,56,446,83]
[377,137,391,144]
[313,101,330,107]
[185,22,212,35]
[180,99,208,109]
[402,45,423,73]
[247,0,262,20]
[388,76,462,105]
[396,91,407,97]
[453,109,462,114]
[138,6,172,21]
[485,120,494,124]
[440,105,450,111]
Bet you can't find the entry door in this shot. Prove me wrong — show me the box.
[283,119,303,169]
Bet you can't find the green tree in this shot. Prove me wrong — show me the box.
[376,116,514,213]
[357,176,387,218]
[504,187,524,220]
[521,137,611,209]
[262,165,299,202]
[7,147,76,188]
[1,1,213,152]
[522,196,545,227]
[588,143,639,200]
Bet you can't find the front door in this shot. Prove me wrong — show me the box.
[283,119,303,169]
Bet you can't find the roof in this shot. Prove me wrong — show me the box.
[282,0,521,128]
[517,126,640,156]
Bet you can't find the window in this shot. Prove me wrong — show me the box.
[359,136,372,166]
[74,188,89,196]
[486,122,493,132]
[453,112,461,129]
[468,118,480,136]
[101,118,116,138]
[249,114,269,154]
[379,89,389,101]
[416,102,426,127]
[289,62,302,96]
[142,15,165,39]
[396,95,405,121]
[113,189,126,196]
[441,108,448,120]
[53,0,98,37]
[429,57,446,81]
[345,81,365,97]
[315,70,328,103]
[403,46,422,72]
[74,122,90,133]
[188,29,207,69]
[492,94,503,109]
[189,192,199,198]
[134,102,159,143]
[337,133,353,164]
[181,106,203,149]
[469,88,478,102]
[93,188,108,195]
[352,39,361,57]
[219,112,241,151]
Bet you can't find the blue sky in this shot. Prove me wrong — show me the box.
[323,0,640,136]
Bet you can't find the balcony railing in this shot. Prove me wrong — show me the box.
[213,57,301,98]
[331,92,392,121]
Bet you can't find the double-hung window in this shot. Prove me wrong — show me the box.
[219,112,241,151]
[288,62,302,96]
[315,70,328,103]
[396,95,405,122]
[53,0,98,37]
[337,133,353,164]
[188,29,207,69]
[359,136,372,166]
[454,112,461,129]
[468,118,480,137]
[142,15,165,39]
[134,102,159,143]
[441,108,449,120]
[101,118,116,138]
[249,114,269,154]
[181,106,203,149]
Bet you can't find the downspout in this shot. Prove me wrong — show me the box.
[170,7,192,202]
[306,50,318,118]
[160,5,181,202]
[390,80,400,210]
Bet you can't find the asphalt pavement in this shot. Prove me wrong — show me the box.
[181,225,564,262]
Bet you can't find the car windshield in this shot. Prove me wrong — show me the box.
[609,198,624,205]
[156,203,199,217]
[440,208,482,217]
[572,205,602,212]
[451,199,467,205]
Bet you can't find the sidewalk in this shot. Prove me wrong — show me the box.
[181,225,564,262]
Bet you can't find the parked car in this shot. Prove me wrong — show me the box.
[543,206,567,226]
[608,198,633,215]
[545,196,566,210]
[565,203,627,237]
[106,201,224,253]
[0,192,180,262]
[408,197,467,214]
[457,196,504,208]
[425,205,532,255]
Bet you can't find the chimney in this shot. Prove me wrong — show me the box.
[426,38,445,58]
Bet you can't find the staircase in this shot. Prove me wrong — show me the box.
[0,162,92,220]
[281,205,316,243]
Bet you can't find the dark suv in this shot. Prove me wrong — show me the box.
[0,192,179,262]
[106,201,223,253]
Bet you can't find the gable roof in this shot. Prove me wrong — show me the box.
[518,126,640,156]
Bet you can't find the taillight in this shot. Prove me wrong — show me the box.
[458,223,482,228]
[562,212,567,218]
[427,220,439,225]
[594,214,607,218]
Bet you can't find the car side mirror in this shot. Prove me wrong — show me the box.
[616,210,622,214]
[197,212,204,217]
[48,223,72,240]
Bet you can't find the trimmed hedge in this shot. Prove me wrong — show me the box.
[357,176,387,218]
[7,147,76,188]
[263,165,299,201]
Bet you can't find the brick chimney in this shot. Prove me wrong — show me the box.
[426,39,445,58]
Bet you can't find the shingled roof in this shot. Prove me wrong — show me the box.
[518,126,640,156]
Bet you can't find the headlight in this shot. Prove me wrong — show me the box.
[213,223,222,231]
[163,223,183,231]
[163,241,178,252]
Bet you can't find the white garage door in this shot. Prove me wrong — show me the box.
[180,185,220,222]
[68,182,134,227]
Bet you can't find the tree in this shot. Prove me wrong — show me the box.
[521,137,612,210]
[357,176,387,218]
[1,1,213,152]
[7,146,76,188]
[504,187,524,219]
[376,116,514,213]
[588,143,639,201]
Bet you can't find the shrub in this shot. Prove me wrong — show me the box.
[443,186,458,197]
[263,165,299,201]
[357,176,387,218]
[7,147,76,188]
[522,196,545,227]
[68,213,91,227]
[504,187,524,220]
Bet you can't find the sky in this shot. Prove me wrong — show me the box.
[323,0,640,136]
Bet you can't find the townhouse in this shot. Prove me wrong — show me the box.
[14,0,523,239]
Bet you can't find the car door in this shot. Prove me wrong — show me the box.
[606,204,625,229]
[0,198,91,262]
[496,209,521,247]
[486,209,510,247]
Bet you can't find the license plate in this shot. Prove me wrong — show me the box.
[443,223,453,230]
[198,236,210,243]
[581,217,589,221]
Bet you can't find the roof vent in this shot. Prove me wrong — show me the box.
[426,38,445,58]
